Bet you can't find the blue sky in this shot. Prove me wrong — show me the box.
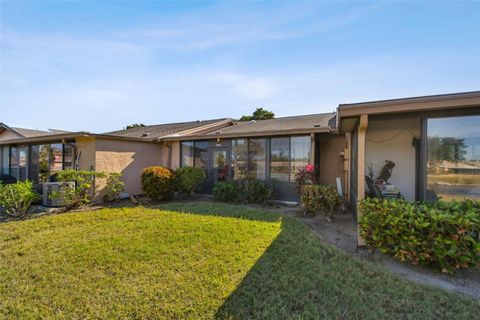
[0,1,479,132]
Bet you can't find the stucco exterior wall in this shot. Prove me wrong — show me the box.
[75,137,96,171]
[319,134,346,191]
[0,130,22,141]
[95,138,162,197]
[365,117,421,200]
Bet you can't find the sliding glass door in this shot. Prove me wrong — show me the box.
[426,115,480,201]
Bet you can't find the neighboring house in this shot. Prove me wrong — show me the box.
[1,91,479,205]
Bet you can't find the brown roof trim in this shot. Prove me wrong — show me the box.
[161,127,331,141]
[338,91,480,118]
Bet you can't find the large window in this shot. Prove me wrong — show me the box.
[181,141,194,167]
[290,136,311,182]
[248,138,266,180]
[1,146,9,175]
[426,115,480,201]
[181,141,209,170]
[231,139,248,179]
[1,143,76,183]
[270,137,290,181]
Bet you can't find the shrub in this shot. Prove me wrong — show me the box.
[53,170,105,210]
[175,166,206,195]
[141,166,176,202]
[103,173,125,202]
[213,179,274,204]
[0,180,39,217]
[236,178,274,204]
[300,184,341,219]
[359,198,480,273]
[213,181,239,202]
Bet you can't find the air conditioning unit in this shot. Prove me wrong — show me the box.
[43,182,75,207]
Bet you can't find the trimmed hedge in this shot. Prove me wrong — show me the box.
[300,184,341,219]
[359,198,480,273]
[213,179,274,204]
[141,166,176,202]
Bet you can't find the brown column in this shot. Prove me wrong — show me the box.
[344,132,351,199]
[310,133,315,165]
[357,114,368,246]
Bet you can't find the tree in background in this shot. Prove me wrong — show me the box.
[240,108,275,121]
[427,136,467,173]
[125,123,146,129]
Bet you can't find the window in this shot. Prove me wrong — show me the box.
[248,138,267,180]
[426,115,480,201]
[194,141,208,170]
[290,136,311,182]
[10,146,18,180]
[1,146,9,175]
[49,143,63,178]
[18,146,29,181]
[63,145,75,170]
[270,137,290,181]
[30,145,50,183]
[181,141,194,167]
[231,139,248,179]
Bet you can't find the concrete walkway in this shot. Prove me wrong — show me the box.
[296,211,480,300]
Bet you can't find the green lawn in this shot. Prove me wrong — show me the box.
[0,202,478,319]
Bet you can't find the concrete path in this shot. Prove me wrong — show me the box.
[296,211,480,300]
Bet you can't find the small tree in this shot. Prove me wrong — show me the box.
[0,181,39,218]
[125,123,146,129]
[240,108,275,121]
[53,170,105,210]
[103,173,125,202]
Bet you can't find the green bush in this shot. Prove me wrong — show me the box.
[300,184,341,219]
[213,181,238,202]
[175,166,206,195]
[359,198,480,273]
[236,178,274,204]
[141,166,176,202]
[213,179,274,204]
[103,173,125,202]
[0,180,39,217]
[53,170,105,210]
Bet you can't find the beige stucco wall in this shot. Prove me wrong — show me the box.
[365,117,421,200]
[94,138,163,197]
[160,141,180,170]
[75,137,96,171]
[0,130,22,141]
[319,134,346,191]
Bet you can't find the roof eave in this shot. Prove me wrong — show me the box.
[160,127,332,141]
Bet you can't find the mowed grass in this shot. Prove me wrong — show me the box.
[0,202,479,319]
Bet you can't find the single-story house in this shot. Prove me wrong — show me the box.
[1,91,479,208]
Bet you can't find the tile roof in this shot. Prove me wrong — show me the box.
[202,113,336,137]
[104,118,231,140]
[11,127,55,138]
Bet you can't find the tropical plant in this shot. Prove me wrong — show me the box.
[141,166,176,202]
[359,198,480,273]
[0,180,39,217]
[103,173,125,202]
[52,169,106,210]
[294,164,319,193]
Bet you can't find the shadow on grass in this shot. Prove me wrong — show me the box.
[159,201,480,319]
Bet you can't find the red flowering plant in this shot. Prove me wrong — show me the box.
[294,164,319,193]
